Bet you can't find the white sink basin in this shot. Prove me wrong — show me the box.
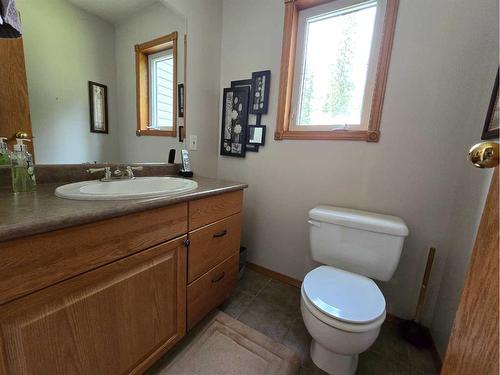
[55,177,198,200]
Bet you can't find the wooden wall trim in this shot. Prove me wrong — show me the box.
[135,32,178,138]
[274,0,399,142]
[246,262,302,288]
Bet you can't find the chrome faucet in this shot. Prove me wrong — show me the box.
[86,166,143,181]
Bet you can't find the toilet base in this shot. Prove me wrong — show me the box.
[310,340,358,375]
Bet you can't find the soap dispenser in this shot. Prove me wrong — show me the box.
[11,138,36,193]
[0,137,11,165]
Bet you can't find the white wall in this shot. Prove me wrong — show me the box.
[217,0,498,338]
[115,2,186,164]
[165,0,223,177]
[428,0,497,357]
[18,0,119,164]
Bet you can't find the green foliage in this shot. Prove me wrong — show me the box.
[323,16,357,117]
[299,68,315,124]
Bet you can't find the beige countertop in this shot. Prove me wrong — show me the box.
[0,176,247,243]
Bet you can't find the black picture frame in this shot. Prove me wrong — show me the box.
[220,86,250,157]
[245,144,259,152]
[178,83,185,118]
[250,70,271,114]
[231,79,253,89]
[248,125,266,146]
[88,81,108,134]
[481,69,499,140]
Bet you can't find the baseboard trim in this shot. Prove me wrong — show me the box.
[246,262,302,288]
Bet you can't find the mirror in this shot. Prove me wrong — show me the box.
[15,0,187,164]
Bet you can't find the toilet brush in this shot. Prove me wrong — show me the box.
[399,247,435,349]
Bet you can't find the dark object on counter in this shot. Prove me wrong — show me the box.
[399,247,436,349]
[168,149,176,164]
[179,170,193,177]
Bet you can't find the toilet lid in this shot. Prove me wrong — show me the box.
[303,266,386,324]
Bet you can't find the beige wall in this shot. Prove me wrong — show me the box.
[217,0,498,343]
[114,1,186,164]
[165,0,223,177]
[18,0,119,164]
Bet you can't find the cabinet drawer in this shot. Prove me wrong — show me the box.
[0,237,187,375]
[188,213,241,283]
[0,203,187,305]
[189,190,243,230]
[187,253,239,330]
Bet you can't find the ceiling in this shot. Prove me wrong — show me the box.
[66,0,159,24]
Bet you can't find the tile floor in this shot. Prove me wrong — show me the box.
[220,269,440,375]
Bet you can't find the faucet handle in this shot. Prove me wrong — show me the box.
[86,167,111,181]
[127,166,144,171]
[125,165,143,178]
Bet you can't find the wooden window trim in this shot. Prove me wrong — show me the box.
[274,0,399,142]
[135,32,178,137]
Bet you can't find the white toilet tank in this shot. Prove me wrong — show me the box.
[308,206,409,282]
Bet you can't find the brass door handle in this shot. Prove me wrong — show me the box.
[468,142,499,168]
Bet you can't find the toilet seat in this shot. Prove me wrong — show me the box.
[302,266,386,332]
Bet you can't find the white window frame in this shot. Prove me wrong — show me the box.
[290,0,387,132]
[148,48,174,131]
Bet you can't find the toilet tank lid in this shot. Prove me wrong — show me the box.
[309,206,409,236]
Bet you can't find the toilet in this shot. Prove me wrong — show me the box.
[302,206,409,375]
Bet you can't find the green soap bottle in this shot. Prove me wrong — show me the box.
[0,137,11,165]
[11,138,36,193]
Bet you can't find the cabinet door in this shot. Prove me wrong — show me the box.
[0,237,187,375]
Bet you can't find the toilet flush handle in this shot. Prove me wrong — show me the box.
[307,220,321,228]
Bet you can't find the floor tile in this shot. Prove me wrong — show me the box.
[407,344,438,374]
[357,350,411,375]
[281,317,311,363]
[257,279,301,316]
[237,294,297,342]
[370,320,410,361]
[236,269,271,296]
[220,289,254,319]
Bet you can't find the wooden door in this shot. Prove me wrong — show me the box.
[441,168,498,374]
[0,237,187,375]
[0,37,34,156]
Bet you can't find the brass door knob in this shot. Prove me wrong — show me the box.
[468,142,499,168]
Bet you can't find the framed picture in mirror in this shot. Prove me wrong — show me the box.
[482,69,499,140]
[248,125,266,146]
[88,81,108,134]
[178,83,184,118]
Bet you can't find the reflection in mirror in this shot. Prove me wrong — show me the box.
[15,0,187,164]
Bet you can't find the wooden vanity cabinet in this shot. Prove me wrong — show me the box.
[186,190,243,330]
[0,237,186,375]
[0,189,244,374]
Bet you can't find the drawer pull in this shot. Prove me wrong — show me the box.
[211,272,225,283]
[213,230,228,238]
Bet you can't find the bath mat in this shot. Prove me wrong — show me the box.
[160,311,301,375]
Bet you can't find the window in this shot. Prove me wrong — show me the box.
[275,0,399,141]
[149,49,174,130]
[135,32,177,137]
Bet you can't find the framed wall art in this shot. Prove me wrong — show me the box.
[248,125,266,146]
[220,86,250,157]
[178,83,185,118]
[88,81,108,134]
[250,70,271,114]
[482,69,499,140]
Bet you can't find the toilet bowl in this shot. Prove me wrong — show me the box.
[303,206,409,375]
[300,266,386,375]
